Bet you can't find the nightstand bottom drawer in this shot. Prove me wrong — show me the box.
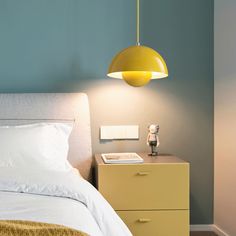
[117,210,189,236]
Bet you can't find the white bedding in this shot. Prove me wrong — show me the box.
[0,192,102,236]
[0,167,132,236]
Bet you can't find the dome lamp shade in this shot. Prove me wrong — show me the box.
[107,0,168,87]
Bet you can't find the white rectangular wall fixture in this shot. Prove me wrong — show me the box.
[100,125,139,140]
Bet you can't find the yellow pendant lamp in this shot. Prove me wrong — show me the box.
[107,0,168,87]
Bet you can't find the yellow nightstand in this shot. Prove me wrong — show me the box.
[95,153,189,236]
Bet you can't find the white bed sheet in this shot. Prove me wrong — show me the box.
[0,191,102,236]
[0,168,132,236]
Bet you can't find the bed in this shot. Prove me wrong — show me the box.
[0,93,132,236]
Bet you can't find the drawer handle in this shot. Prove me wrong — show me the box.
[138,218,151,223]
[137,171,149,176]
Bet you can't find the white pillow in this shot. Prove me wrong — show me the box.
[0,123,73,171]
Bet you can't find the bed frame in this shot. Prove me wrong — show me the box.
[0,93,92,180]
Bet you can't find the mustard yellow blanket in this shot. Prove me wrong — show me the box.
[0,220,89,236]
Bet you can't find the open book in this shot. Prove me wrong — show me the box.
[101,153,143,164]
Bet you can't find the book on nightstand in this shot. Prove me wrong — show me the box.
[101,153,143,164]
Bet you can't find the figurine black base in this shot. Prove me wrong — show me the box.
[148,152,158,156]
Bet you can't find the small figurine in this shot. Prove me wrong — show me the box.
[147,124,160,156]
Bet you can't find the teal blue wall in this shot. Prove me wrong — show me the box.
[0,0,214,224]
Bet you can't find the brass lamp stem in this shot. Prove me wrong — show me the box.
[136,0,140,46]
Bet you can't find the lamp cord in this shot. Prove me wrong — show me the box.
[136,0,140,46]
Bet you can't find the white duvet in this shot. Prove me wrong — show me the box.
[0,167,132,236]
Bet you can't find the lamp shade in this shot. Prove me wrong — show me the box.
[107,45,168,87]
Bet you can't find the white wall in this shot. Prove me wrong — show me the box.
[214,1,236,235]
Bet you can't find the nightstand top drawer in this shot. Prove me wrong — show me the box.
[95,154,189,210]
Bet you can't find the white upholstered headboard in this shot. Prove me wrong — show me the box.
[0,93,92,180]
